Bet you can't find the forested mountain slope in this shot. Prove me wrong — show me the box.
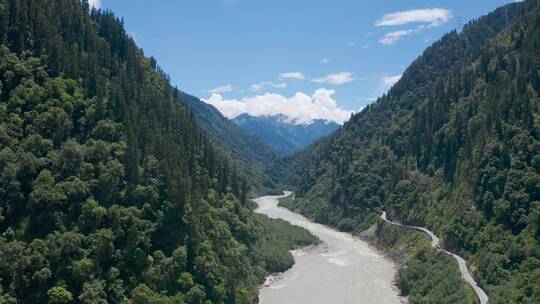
[233,114,339,155]
[180,93,279,195]
[180,93,278,165]
[277,1,540,303]
[0,0,315,303]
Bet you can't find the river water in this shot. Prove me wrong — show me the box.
[255,194,401,304]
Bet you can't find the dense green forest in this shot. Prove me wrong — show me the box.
[180,93,277,167]
[273,1,540,303]
[180,93,280,195]
[371,218,479,304]
[252,214,319,274]
[0,0,317,303]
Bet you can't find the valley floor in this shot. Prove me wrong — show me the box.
[255,194,401,304]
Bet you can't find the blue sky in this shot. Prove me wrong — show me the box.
[91,0,520,124]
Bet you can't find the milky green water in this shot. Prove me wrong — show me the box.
[255,194,401,304]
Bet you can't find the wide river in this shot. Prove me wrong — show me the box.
[254,194,402,304]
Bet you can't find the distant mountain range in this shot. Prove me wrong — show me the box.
[233,114,340,155]
[180,92,278,165]
[179,92,280,193]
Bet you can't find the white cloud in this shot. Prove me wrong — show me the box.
[278,72,305,80]
[88,0,101,8]
[382,74,402,87]
[375,8,452,27]
[320,58,329,64]
[379,29,414,45]
[313,72,355,85]
[208,85,233,94]
[203,89,353,124]
[250,81,287,92]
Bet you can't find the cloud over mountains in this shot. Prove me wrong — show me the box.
[203,89,353,125]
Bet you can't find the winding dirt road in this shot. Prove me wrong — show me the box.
[380,212,489,304]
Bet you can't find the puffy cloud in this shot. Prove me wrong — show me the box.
[320,58,329,64]
[375,8,452,27]
[379,29,414,45]
[208,84,233,94]
[250,82,287,92]
[87,0,101,8]
[313,72,355,85]
[203,89,353,124]
[278,72,305,80]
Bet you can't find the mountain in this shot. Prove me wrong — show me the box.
[0,1,316,303]
[233,114,340,155]
[273,1,540,303]
[179,93,280,194]
[180,93,278,166]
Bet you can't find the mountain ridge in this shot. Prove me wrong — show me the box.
[273,1,540,302]
[0,1,316,303]
[180,92,278,166]
[233,113,340,155]
[179,92,280,194]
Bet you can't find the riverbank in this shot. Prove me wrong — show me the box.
[252,209,320,276]
[278,194,479,304]
[380,212,488,304]
[359,215,480,304]
[255,194,401,304]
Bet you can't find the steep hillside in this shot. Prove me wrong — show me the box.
[180,93,279,195]
[277,1,540,303]
[181,93,278,165]
[233,114,339,155]
[0,0,315,303]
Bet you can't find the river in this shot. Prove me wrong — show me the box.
[254,194,402,304]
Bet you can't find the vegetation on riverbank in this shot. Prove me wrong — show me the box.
[253,214,320,273]
[273,1,540,302]
[279,196,379,232]
[372,221,478,304]
[280,196,478,303]
[0,1,318,302]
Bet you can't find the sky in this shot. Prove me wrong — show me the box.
[91,0,522,124]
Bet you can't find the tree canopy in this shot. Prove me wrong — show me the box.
[274,1,540,303]
[0,0,317,303]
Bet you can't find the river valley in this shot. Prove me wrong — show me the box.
[254,194,402,304]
